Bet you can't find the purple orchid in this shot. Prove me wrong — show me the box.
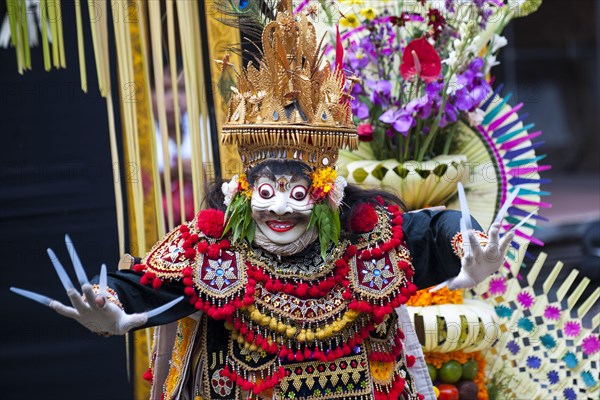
[379,108,414,135]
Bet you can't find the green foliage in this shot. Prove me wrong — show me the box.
[307,203,341,259]
[223,193,255,244]
[486,368,514,400]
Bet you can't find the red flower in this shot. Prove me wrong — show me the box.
[400,37,441,83]
[427,8,446,39]
[196,209,225,238]
[357,123,374,142]
[390,12,411,27]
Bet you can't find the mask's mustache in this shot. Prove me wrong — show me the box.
[252,209,311,224]
[252,203,314,212]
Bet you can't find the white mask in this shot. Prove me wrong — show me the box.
[251,174,314,245]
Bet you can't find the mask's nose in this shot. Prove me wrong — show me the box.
[268,192,293,216]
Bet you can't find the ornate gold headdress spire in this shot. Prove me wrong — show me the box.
[220,1,358,171]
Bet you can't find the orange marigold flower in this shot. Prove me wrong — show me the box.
[406,286,463,307]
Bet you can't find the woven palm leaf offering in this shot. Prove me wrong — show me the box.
[315,0,595,398]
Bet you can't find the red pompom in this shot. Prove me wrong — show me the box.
[152,278,163,289]
[308,286,321,298]
[184,248,197,259]
[346,245,357,257]
[197,241,209,254]
[142,368,153,383]
[406,354,416,368]
[219,239,231,249]
[360,249,372,260]
[371,248,383,259]
[207,243,221,259]
[140,274,151,286]
[350,203,378,233]
[295,283,308,298]
[303,347,312,359]
[132,263,145,272]
[283,283,295,294]
[279,346,288,358]
[195,209,225,238]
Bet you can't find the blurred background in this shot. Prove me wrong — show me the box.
[0,1,598,399]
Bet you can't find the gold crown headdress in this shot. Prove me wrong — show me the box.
[220,2,358,171]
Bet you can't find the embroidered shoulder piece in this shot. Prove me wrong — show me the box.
[133,209,253,320]
[347,204,418,325]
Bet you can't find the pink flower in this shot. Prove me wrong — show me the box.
[581,335,600,356]
[544,305,561,321]
[400,37,441,83]
[489,276,507,295]
[357,123,374,142]
[564,321,581,338]
[516,291,535,309]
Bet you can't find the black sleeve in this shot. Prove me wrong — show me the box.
[402,210,483,289]
[91,269,196,330]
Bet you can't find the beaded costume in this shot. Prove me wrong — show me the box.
[99,205,474,400]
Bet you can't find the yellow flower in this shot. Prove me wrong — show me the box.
[238,173,252,198]
[340,13,359,28]
[310,167,337,200]
[359,7,376,20]
[340,0,364,5]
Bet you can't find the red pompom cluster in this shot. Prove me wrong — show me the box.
[134,264,163,289]
[247,251,352,300]
[180,233,252,320]
[195,209,225,238]
[220,365,286,395]
[181,263,254,320]
[369,328,404,363]
[348,204,417,324]
[374,376,407,400]
[350,202,379,233]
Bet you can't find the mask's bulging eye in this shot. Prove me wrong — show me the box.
[290,185,307,201]
[258,183,275,199]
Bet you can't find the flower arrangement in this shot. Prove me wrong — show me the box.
[327,0,541,163]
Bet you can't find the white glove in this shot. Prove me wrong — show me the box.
[11,235,183,336]
[447,222,514,290]
[51,284,147,336]
[431,184,535,292]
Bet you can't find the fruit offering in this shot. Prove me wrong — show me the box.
[428,357,481,399]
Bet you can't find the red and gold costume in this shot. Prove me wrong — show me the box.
[99,203,477,400]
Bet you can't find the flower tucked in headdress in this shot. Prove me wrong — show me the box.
[222,174,252,206]
[310,167,347,209]
[310,167,338,200]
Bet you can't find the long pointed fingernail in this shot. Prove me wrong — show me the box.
[65,234,89,286]
[47,248,75,291]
